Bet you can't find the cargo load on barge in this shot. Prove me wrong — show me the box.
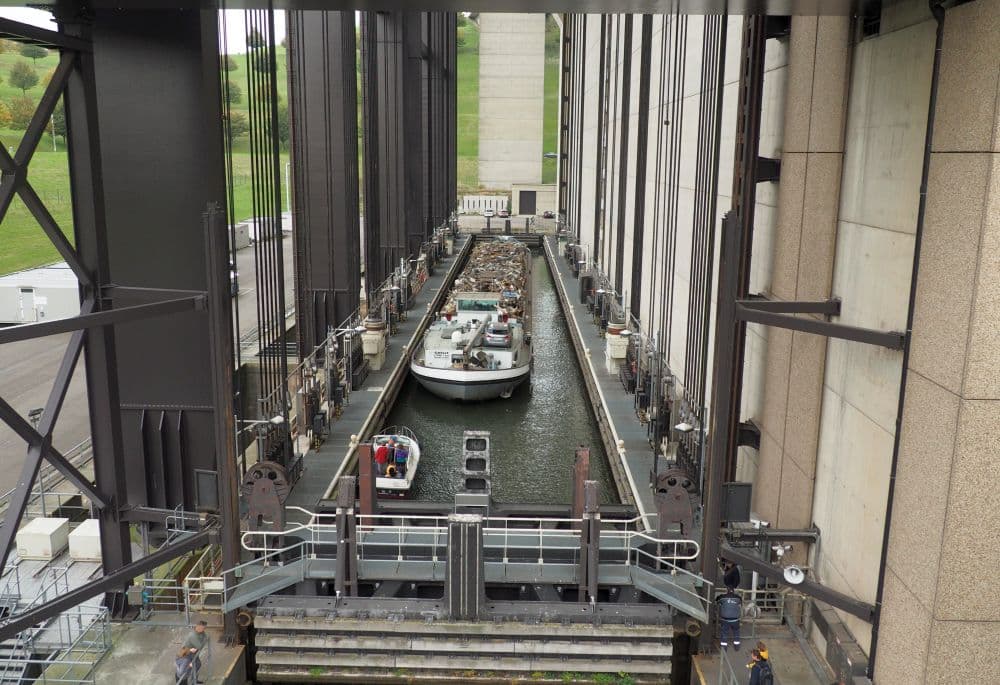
[410,238,532,401]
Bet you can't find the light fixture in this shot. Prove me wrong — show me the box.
[783,565,805,585]
[269,415,285,426]
[675,422,694,433]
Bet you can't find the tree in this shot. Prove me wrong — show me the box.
[9,96,35,129]
[20,44,48,65]
[252,54,274,73]
[0,102,11,129]
[223,54,238,71]
[277,103,289,148]
[227,112,250,141]
[9,60,39,94]
[247,28,265,50]
[226,82,243,104]
[52,101,66,137]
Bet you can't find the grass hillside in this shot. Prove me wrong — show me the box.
[456,16,480,193]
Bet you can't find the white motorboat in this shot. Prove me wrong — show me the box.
[371,426,421,497]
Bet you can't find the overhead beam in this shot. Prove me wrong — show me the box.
[0,1,861,15]
[738,297,841,316]
[0,17,91,52]
[0,295,206,345]
[734,303,905,350]
[0,529,213,641]
[721,543,875,623]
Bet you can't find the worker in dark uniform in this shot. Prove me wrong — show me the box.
[717,588,742,651]
[723,560,741,591]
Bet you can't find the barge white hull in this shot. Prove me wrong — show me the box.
[410,361,531,401]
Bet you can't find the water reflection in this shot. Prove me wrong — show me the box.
[386,253,616,504]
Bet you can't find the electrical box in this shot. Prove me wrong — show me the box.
[721,482,753,523]
[16,517,70,561]
[68,518,102,562]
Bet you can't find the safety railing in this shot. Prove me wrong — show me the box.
[183,545,224,613]
[25,606,110,684]
[0,604,109,684]
[0,439,93,520]
[139,578,187,615]
[0,564,22,614]
[221,508,709,613]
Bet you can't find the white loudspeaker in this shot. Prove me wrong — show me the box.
[783,565,805,585]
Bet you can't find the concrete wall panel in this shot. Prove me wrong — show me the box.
[478,13,545,188]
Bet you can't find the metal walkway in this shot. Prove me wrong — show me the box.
[211,510,711,622]
[543,236,657,519]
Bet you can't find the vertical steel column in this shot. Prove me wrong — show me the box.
[613,16,633,292]
[203,204,241,640]
[360,12,383,290]
[629,15,653,317]
[58,9,132,605]
[592,16,609,259]
[360,12,428,282]
[445,13,458,216]
[287,11,361,354]
[722,16,769,480]
[577,480,600,603]
[86,9,231,517]
[402,13,428,257]
[700,213,739,651]
[557,14,571,219]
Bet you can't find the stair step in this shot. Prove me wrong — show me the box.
[256,651,670,675]
[630,566,708,623]
[255,634,671,658]
[255,616,675,640]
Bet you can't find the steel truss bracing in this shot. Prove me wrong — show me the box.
[0,10,240,641]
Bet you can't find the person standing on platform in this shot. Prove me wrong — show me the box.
[747,648,774,685]
[179,620,209,683]
[717,588,742,651]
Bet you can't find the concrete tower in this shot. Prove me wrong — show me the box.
[477,13,546,190]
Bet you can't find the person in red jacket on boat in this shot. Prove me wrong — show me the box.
[374,438,392,476]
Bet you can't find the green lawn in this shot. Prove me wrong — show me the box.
[456,17,480,192]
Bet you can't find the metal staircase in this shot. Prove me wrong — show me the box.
[253,612,674,682]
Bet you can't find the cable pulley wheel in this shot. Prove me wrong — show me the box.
[241,460,290,504]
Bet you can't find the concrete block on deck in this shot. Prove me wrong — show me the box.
[16,517,69,561]
[68,518,101,561]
